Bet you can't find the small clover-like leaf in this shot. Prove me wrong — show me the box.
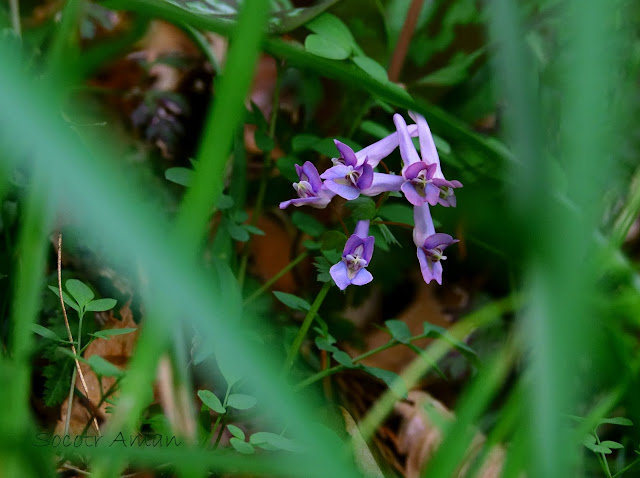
[227,424,245,440]
[250,432,301,452]
[230,437,254,454]
[85,298,117,312]
[48,285,79,312]
[600,440,624,449]
[65,279,94,307]
[332,350,355,368]
[197,390,225,414]
[227,394,257,410]
[599,417,633,426]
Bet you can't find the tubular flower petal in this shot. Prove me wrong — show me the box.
[413,204,458,285]
[322,141,375,200]
[330,220,375,290]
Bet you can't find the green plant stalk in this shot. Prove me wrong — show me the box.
[237,68,282,287]
[244,251,308,305]
[173,0,269,259]
[181,25,221,74]
[611,166,640,248]
[593,430,613,478]
[9,0,21,37]
[63,309,85,437]
[282,282,331,375]
[612,457,640,478]
[212,386,231,450]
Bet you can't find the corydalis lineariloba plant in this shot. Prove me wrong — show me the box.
[281,112,462,288]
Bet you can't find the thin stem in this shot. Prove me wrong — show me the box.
[388,0,425,82]
[57,235,100,436]
[594,430,613,478]
[244,251,308,305]
[9,0,21,37]
[238,65,282,287]
[612,457,640,478]
[212,386,231,450]
[282,282,331,375]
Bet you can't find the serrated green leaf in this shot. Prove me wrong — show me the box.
[31,324,65,342]
[305,34,350,60]
[65,279,94,308]
[385,319,411,343]
[291,211,326,236]
[165,167,194,187]
[90,328,136,340]
[346,196,376,220]
[230,437,254,454]
[88,355,123,377]
[227,394,257,410]
[85,298,117,312]
[197,390,226,414]
[377,223,400,247]
[48,285,80,313]
[273,291,311,311]
[227,424,245,440]
[352,56,387,83]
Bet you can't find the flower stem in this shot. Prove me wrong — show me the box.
[282,281,331,375]
[9,0,20,37]
[243,251,308,305]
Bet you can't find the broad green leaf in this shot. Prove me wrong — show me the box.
[88,355,123,377]
[600,440,623,449]
[65,279,94,307]
[249,431,301,452]
[197,390,226,414]
[48,285,80,313]
[361,366,408,398]
[599,417,633,426]
[273,291,311,311]
[85,298,117,312]
[230,437,254,454]
[165,167,194,187]
[346,196,376,220]
[306,13,355,52]
[305,34,350,60]
[352,56,388,83]
[315,335,338,352]
[291,211,326,237]
[31,324,65,342]
[90,327,136,340]
[385,319,411,343]
[227,393,257,410]
[227,424,245,440]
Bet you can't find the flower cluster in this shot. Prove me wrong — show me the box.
[280,112,461,290]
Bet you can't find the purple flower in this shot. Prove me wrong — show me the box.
[330,220,375,290]
[394,114,441,206]
[413,204,458,285]
[279,161,335,209]
[321,140,374,200]
[409,112,463,207]
[354,124,419,168]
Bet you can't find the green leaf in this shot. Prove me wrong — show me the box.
[433,135,452,155]
[291,211,326,237]
[315,334,337,352]
[43,360,73,407]
[360,120,391,139]
[85,298,117,312]
[306,13,355,53]
[217,194,234,210]
[227,221,250,242]
[88,355,123,377]
[361,366,408,398]
[230,437,254,454]
[332,350,355,368]
[379,204,414,225]
[599,417,633,426]
[31,324,65,342]
[254,129,275,152]
[600,440,624,449]
[313,256,333,283]
[276,156,300,182]
[423,322,477,357]
[243,224,265,236]
[227,424,245,440]
[346,196,376,220]
[385,319,411,343]
[582,435,612,455]
[352,56,388,83]
[227,393,258,410]
[320,230,347,251]
[377,223,400,248]
[165,167,194,187]
[90,327,136,340]
[65,279,94,308]
[250,431,301,452]
[273,291,311,311]
[42,285,69,321]
[197,390,226,414]
[305,34,350,60]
